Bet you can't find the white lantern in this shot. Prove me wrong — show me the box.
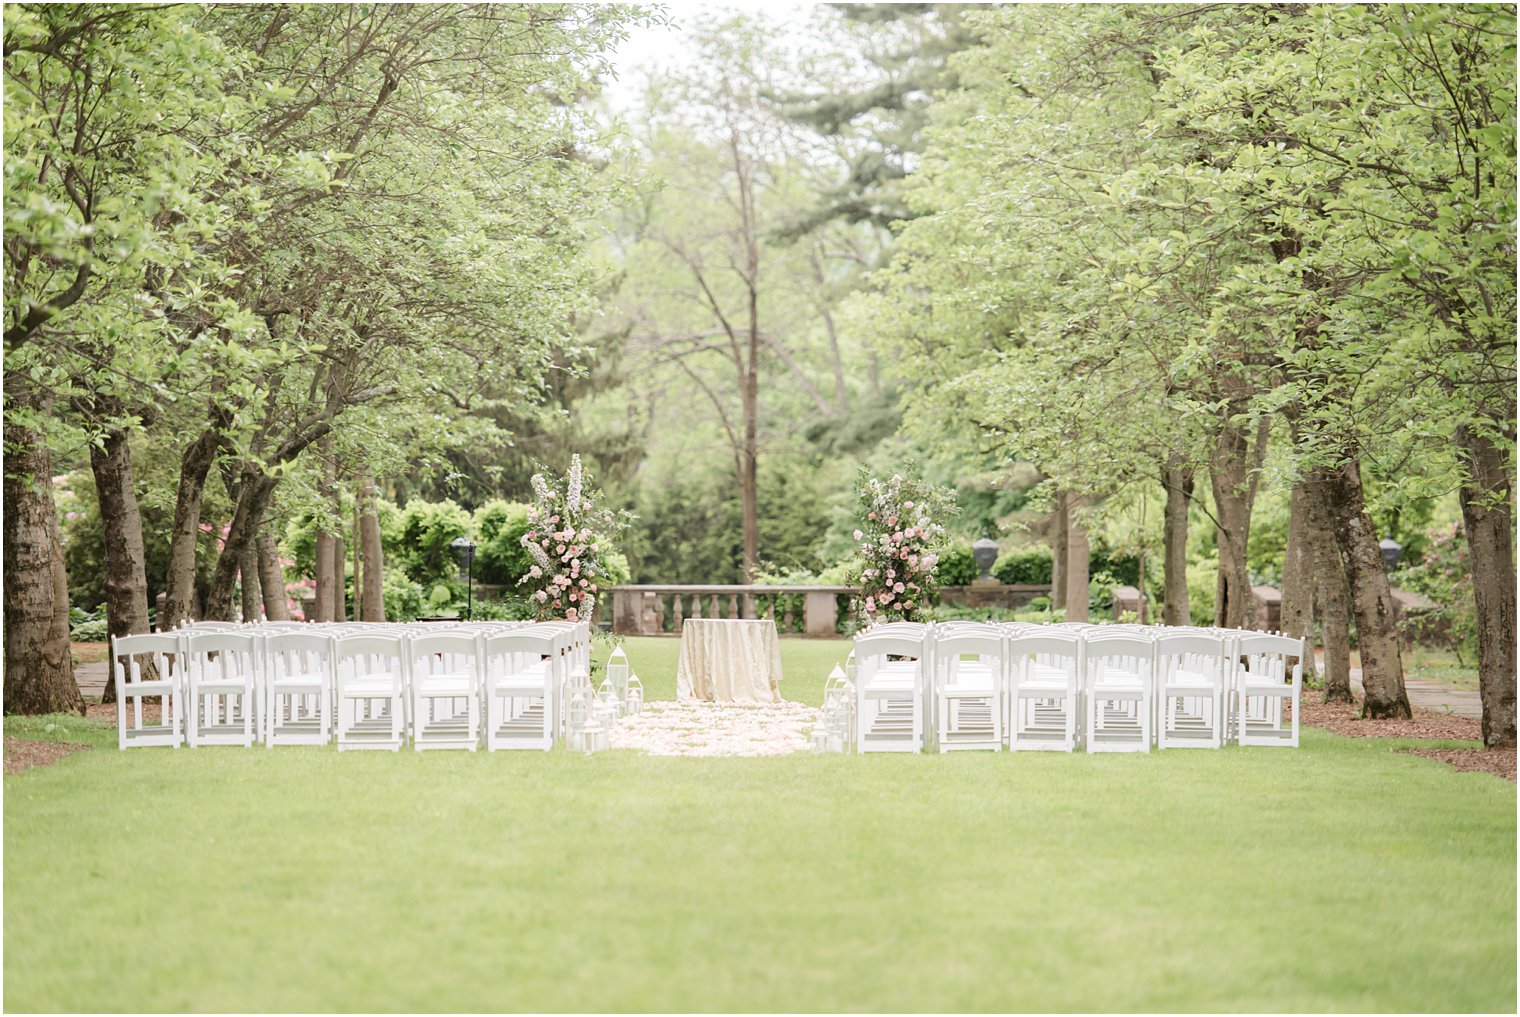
[582,720,604,754]
[606,645,630,699]
[810,723,829,754]
[625,674,644,716]
[566,687,591,751]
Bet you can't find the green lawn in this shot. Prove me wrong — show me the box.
[5,637,1514,1012]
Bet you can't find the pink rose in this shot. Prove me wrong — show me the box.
[904,501,914,509]
[535,590,548,602]
[557,544,566,554]
[853,529,863,540]
[550,515,559,524]
[894,582,905,593]
[579,578,589,587]
[868,512,877,521]
[567,607,579,620]
[888,517,898,527]
[529,565,542,578]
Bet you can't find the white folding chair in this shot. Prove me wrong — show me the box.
[482,628,561,751]
[1155,632,1228,749]
[1083,633,1155,753]
[333,633,407,751]
[185,632,259,747]
[1007,630,1083,752]
[933,624,1004,751]
[112,633,184,748]
[410,631,482,751]
[262,631,334,746]
[1234,633,1305,747]
[853,626,930,753]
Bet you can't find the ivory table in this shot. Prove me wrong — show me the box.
[676,618,784,704]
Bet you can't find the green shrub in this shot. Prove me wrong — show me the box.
[992,547,1053,585]
[394,500,472,587]
[1088,569,1121,616]
[1188,556,1220,626]
[472,500,534,585]
[69,605,109,642]
[382,571,426,622]
[937,545,978,586]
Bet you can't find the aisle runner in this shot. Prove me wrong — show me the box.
[607,700,819,757]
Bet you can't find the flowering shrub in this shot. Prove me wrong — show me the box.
[518,455,630,622]
[850,470,954,624]
[1395,520,1478,663]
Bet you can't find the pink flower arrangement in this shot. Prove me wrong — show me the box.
[519,454,629,621]
[851,470,952,625]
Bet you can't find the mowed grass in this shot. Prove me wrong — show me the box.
[5,637,1514,1013]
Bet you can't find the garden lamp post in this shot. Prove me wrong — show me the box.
[972,533,1000,582]
[1379,533,1403,574]
[450,537,477,619]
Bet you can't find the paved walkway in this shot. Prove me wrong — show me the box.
[1351,669,1481,718]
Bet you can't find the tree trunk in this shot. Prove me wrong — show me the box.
[313,433,338,621]
[1280,480,1317,682]
[1161,462,1193,626]
[161,426,222,629]
[88,426,152,703]
[332,530,347,622]
[239,535,262,623]
[1304,476,1353,703]
[204,471,278,620]
[1314,461,1410,718]
[1050,491,1068,611]
[1065,495,1090,623]
[740,330,760,585]
[3,386,83,715]
[1209,431,1257,630]
[1455,425,1516,749]
[359,477,386,622]
[256,529,290,621]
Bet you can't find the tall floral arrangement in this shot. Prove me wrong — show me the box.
[518,455,629,622]
[851,469,954,624]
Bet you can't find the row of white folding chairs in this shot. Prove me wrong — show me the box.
[851,621,1305,754]
[113,620,590,752]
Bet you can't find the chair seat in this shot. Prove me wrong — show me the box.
[1239,680,1293,695]
[492,678,551,696]
[1017,677,1073,693]
[342,675,399,696]
[194,678,252,692]
[271,673,325,690]
[417,675,472,696]
[943,673,996,695]
[122,680,174,695]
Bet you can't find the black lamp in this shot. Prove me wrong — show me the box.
[1379,533,1403,573]
[450,537,477,619]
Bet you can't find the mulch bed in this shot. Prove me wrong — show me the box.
[4,739,91,776]
[85,701,161,725]
[1300,693,1514,782]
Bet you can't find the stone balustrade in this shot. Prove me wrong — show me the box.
[610,585,854,637]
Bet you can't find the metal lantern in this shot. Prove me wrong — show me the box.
[566,687,591,751]
[582,719,605,754]
[597,677,621,719]
[972,533,1000,580]
[625,674,644,716]
[450,537,477,619]
[844,651,856,686]
[1379,533,1403,573]
[810,723,830,754]
[606,645,630,699]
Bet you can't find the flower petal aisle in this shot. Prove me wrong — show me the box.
[607,699,820,757]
